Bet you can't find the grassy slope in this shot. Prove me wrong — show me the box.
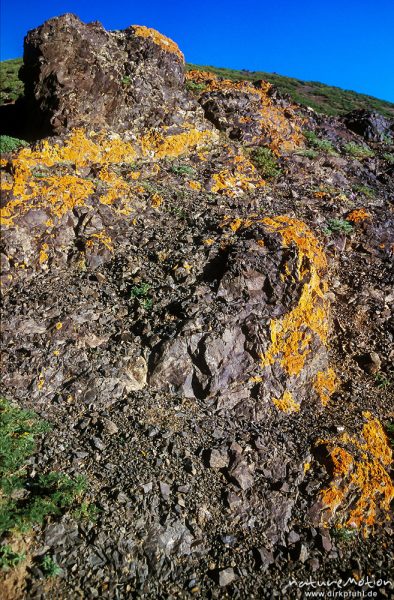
[187,63,394,118]
[1,57,394,118]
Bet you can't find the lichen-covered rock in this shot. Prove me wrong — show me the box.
[311,412,394,535]
[342,109,393,142]
[149,216,334,413]
[186,70,304,153]
[21,14,206,134]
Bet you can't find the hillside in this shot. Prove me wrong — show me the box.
[1,15,393,600]
[2,56,394,118]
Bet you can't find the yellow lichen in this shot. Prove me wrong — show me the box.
[188,180,202,191]
[318,413,394,534]
[0,127,217,228]
[346,209,371,223]
[260,217,329,376]
[132,25,184,62]
[210,152,265,196]
[314,368,337,406]
[185,71,304,154]
[272,391,300,413]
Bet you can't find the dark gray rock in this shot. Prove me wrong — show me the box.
[21,13,206,135]
[343,109,393,142]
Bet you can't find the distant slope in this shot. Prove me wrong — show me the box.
[2,57,394,118]
[0,58,24,104]
[186,64,394,118]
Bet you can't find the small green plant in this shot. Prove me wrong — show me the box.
[130,283,153,310]
[72,500,99,522]
[303,130,337,155]
[295,148,318,159]
[374,372,392,389]
[0,545,26,571]
[249,146,282,178]
[322,218,354,235]
[185,80,207,93]
[383,152,394,164]
[171,164,196,177]
[342,142,374,159]
[331,527,357,541]
[40,555,62,577]
[353,184,375,198]
[0,397,88,535]
[121,75,131,86]
[0,135,28,154]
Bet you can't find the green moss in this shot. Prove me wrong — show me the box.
[342,142,374,159]
[0,397,88,536]
[0,545,26,571]
[303,130,337,155]
[0,58,24,105]
[322,219,354,235]
[249,146,282,178]
[0,135,28,154]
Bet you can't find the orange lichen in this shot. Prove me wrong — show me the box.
[0,127,217,228]
[87,232,114,253]
[272,391,300,413]
[185,71,304,154]
[188,180,202,191]
[132,25,184,62]
[151,193,163,208]
[346,209,371,223]
[210,152,265,196]
[318,413,394,534]
[314,368,336,406]
[39,243,49,265]
[259,217,329,376]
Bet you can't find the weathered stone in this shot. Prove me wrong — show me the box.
[343,109,393,142]
[215,567,237,587]
[21,13,206,135]
[150,217,333,414]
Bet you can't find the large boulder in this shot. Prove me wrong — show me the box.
[343,109,393,142]
[20,13,203,134]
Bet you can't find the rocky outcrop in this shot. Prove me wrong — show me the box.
[1,18,393,595]
[21,13,205,134]
[343,109,393,142]
[150,217,333,413]
[186,70,304,153]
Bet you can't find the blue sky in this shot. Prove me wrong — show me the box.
[1,0,394,102]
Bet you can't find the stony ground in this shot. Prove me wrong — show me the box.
[1,15,393,600]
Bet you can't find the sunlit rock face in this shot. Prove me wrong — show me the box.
[21,13,206,134]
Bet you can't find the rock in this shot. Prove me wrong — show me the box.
[150,217,332,414]
[228,460,254,491]
[215,567,237,587]
[295,542,309,563]
[225,491,243,510]
[343,109,393,142]
[317,532,332,553]
[254,547,275,571]
[287,530,301,545]
[91,436,106,451]
[206,447,229,469]
[21,13,205,135]
[99,418,119,435]
[123,356,148,392]
[186,70,303,153]
[159,481,171,499]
